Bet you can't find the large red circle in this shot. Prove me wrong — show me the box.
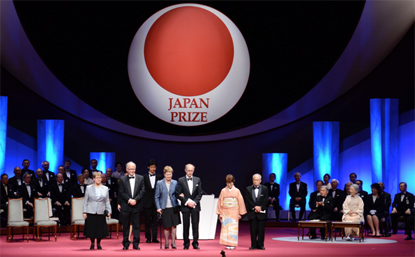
[144,7,234,96]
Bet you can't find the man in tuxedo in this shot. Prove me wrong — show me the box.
[264,173,280,221]
[64,160,78,186]
[42,161,56,183]
[89,159,102,178]
[21,159,35,178]
[50,173,71,226]
[72,174,87,198]
[105,168,119,219]
[245,174,268,250]
[289,172,308,221]
[307,186,333,239]
[8,167,23,192]
[176,163,203,250]
[356,180,368,200]
[119,161,146,250]
[309,180,323,211]
[1,174,15,225]
[378,182,392,236]
[329,179,346,221]
[143,159,163,243]
[32,168,50,197]
[349,173,357,184]
[18,173,39,218]
[391,182,414,240]
[57,166,71,186]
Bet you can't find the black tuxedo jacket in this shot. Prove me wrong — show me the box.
[312,195,334,216]
[392,192,414,213]
[71,184,87,198]
[142,173,163,208]
[118,174,146,213]
[329,188,346,211]
[50,183,70,205]
[380,191,392,213]
[176,176,202,212]
[106,177,118,198]
[1,183,15,204]
[64,169,78,186]
[358,190,368,200]
[32,177,50,197]
[364,194,385,214]
[289,181,308,203]
[18,183,38,204]
[8,176,23,192]
[43,171,56,183]
[309,191,320,210]
[264,182,280,199]
[21,169,35,178]
[245,184,269,220]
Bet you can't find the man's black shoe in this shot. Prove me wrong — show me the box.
[152,239,160,243]
[146,239,151,243]
[133,245,140,250]
[404,236,413,240]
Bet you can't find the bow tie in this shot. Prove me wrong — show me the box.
[187,178,192,181]
[253,186,259,189]
[149,173,155,177]
[58,184,62,186]
[129,176,135,179]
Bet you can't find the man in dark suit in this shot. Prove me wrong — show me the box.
[391,182,414,240]
[64,160,78,186]
[105,168,119,219]
[71,174,87,198]
[143,159,163,243]
[307,186,333,239]
[309,180,323,211]
[1,174,15,225]
[264,173,280,221]
[349,173,357,184]
[8,167,23,193]
[32,168,50,198]
[245,174,268,250]
[50,173,71,226]
[176,163,203,250]
[57,166,71,186]
[356,180,368,200]
[378,182,392,236]
[89,159,102,178]
[42,161,56,183]
[18,173,39,218]
[21,159,35,178]
[119,161,146,250]
[329,179,346,221]
[289,172,308,221]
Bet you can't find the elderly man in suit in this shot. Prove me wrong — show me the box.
[391,182,414,240]
[307,185,333,239]
[50,173,71,225]
[329,179,346,221]
[118,161,146,250]
[378,182,392,236]
[245,173,268,250]
[289,172,308,221]
[32,168,50,197]
[176,163,202,250]
[72,174,87,198]
[21,159,35,178]
[64,160,78,186]
[8,167,23,193]
[1,174,15,225]
[18,172,39,218]
[264,173,280,221]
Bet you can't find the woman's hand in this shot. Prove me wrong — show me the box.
[83,213,87,220]
[157,209,162,214]
[238,215,241,219]
[219,215,223,220]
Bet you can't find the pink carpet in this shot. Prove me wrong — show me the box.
[1,222,414,257]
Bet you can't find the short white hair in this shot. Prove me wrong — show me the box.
[252,173,262,180]
[126,161,136,169]
[320,185,329,192]
[331,179,339,184]
[350,184,359,192]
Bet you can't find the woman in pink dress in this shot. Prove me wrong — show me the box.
[342,184,364,241]
[216,174,247,249]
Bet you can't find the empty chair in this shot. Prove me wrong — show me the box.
[34,198,57,241]
[71,197,85,240]
[106,216,119,239]
[7,198,29,242]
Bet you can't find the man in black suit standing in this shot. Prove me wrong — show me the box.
[289,172,308,221]
[307,186,333,239]
[32,168,50,198]
[8,167,23,192]
[176,163,202,250]
[245,173,268,250]
[378,182,392,236]
[21,159,35,178]
[264,173,280,221]
[71,174,87,198]
[391,182,414,240]
[349,173,357,184]
[329,179,346,221]
[50,173,71,226]
[64,160,78,186]
[42,161,56,183]
[118,161,146,250]
[143,159,163,243]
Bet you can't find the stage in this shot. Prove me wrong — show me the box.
[1,222,413,257]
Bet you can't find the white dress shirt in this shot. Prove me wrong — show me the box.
[149,173,156,189]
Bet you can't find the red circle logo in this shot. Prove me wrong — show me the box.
[144,7,234,96]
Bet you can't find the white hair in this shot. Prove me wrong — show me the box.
[185,163,195,170]
[350,184,359,192]
[126,161,136,169]
[331,179,339,184]
[252,173,262,180]
[320,185,329,192]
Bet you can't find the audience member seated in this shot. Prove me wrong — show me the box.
[42,161,56,183]
[378,182,392,236]
[365,183,385,237]
[71,174,87,198]
[21,159,35,178]
[82,168,94,185]
[1,174,15,225]
[329,179,346,221]
[64,160,78,186]
[264,173,280,221]
[391,182,414,240]
[8,167,23,193]
[32,168,50,197]
[112,162,125,180]
[50,173,71,226]
[18,172,39,218]
[342,184,364,241]
[307,186,333,240]
[289,172,308,221]
[309,180,323,212]
[355,180,368,200]
[323,173,331,190]
[344,182,352,196]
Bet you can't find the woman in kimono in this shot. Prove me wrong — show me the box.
[342,184,364,241]
[216,174,247,249]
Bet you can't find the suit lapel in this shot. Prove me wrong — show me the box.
[192,177,197,194]
[133,176,139,198]
[183,177,190,194]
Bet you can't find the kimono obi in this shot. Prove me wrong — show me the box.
[223,198,239,207]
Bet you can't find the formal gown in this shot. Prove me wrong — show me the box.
[216,186,247,247]
[342,194,364,237]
